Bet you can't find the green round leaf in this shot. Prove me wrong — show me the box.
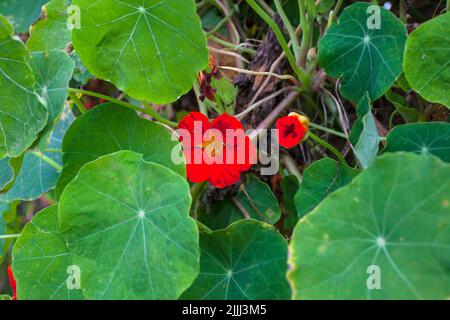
[383,122,450,163]
[27,0,73,52]
[71,0,209,104]
[404,13,450,108]
[318,2,406,102]
[12,205,84,300]
[55,103,185,197]
[182,220,290,300]
[59,151,199,299]
[0,0,48,33]
[288,153,450,299]
[1,107,74,202]
[0,16,47,158]
[294,158,360,218]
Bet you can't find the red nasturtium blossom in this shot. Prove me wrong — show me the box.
[276,112,310,149]
[178,112,256,188]
[7,265,17,300]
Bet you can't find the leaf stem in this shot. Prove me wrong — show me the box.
[274,0,300,61]
[245,0,311,89]
[68,88,178,128]
[68,92,87,114]
[309,122,348,139]
[30,151,62,172]
[308,131,347,164]
[0,234,20,240]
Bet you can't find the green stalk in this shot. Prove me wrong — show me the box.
[328,0,344,27]
[68,88,178,128]
[447,0,450,12]
[308,131,347,164]
[309,122,347,139]
[30,151,62,172]
[0,234,20,240]
[206,6,237,36]
[68,92,87,113]
[208,35,256,55]
[274,0,300,62]
[245,0,311,89]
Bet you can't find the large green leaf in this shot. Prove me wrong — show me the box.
[288,153,450,299]
[182,220,290,300]
[0,0,48,33]
[383,123,450,163]
[294,158,360,218]
[199,175,281,230]
[55,103,185,197]
[59,151,199,299]
[0,107,74,202]
[404,13,450,108]
[30,50,74,137]
[318,2,406,102]
[12,205,84,300]
[27,0,73,52]
[349,94,380,168]
[0,16,47,158]
[71,0,209,104]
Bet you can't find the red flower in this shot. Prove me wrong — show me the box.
[276,113,309,149]
[178,112,256,188]
[7,265,17,300]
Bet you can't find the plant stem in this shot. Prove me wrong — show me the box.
[245,0,311,89]
[0,234,20,240]
[209,35,256,55]
[274,0,300,62]
[328,0,344,27]
[219,66,299,83]
[30,151,62,172]
[206,5,237,36]
[231,196,251,219]
[68,92,87,114]
[309,122,348,139]
[308,131,347,164]
[447,0,450,11]
[68,88,178,128]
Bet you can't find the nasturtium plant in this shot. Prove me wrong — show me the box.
[318,2,406,102]
[288,153,450,299]
[383,122,450,162]
[59,151,199,299]
[0,0,449,301]
[71,0,209,104]
[404,12,450,108]
[182,220,290,300]
[12,205,84,300]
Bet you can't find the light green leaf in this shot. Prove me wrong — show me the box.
[27,0,73,52]
[182,220,290,300]
[383,122,450,162]
[55,103,185,198]
[71,0,209,104]
[0,295,12,300]
[385,90,419,123]
[30,50,74,140]
[349,94,380,168]
[0,0,49,33]
[12,205,84,300]
[404,13,450,108]
[0,15,47,158]
[288,153,450,299]
[59,151,199,299]
[318,2,406,102]
[294,158,360,218]
[0,107,73,202]
[199,175,281,230]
